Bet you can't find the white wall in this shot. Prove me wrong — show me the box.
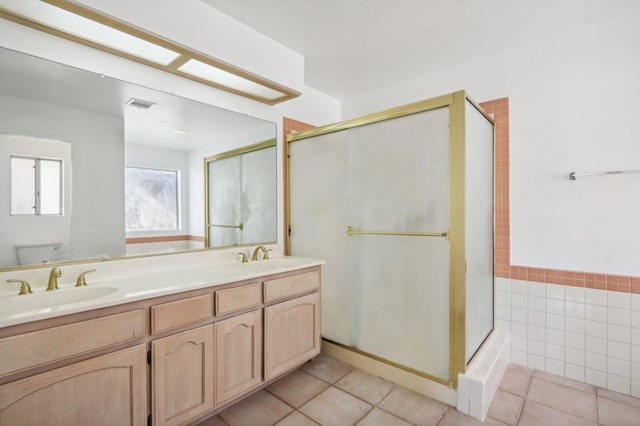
[342,5,640,276]
[0,94,125,262]
[125,143,190,236]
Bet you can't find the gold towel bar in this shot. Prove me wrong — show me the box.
[208,223,244,230]
[346,226,448,238]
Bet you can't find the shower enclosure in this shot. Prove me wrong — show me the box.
[286,91,494,387]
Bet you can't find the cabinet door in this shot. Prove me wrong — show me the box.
[264,292,321,380]
[214,310,262,405]
[152,325,214,426]
[0,345,147,425]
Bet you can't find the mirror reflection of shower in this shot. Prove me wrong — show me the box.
[205,140,277,248]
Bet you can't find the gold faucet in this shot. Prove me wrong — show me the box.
[251,245,271,261]
[75,269,96,287]
[47,267,61,291]
[6,279,33,295]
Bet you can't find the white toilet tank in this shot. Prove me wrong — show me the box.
[15,241,61,265]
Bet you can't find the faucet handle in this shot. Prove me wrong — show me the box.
[263,249,272,260]
[237,253,249,263]
[6,279,33,295]
[75,269,97,287]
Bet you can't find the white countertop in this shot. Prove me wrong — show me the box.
[0,256,324,329]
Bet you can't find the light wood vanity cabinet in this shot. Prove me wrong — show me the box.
[264,270,321,380]
[215,282,262,316]
[214,310,262,405]
[152,325,215,426]
[264,292,321,380]
[0,264,321,426]
[151,294,213,335]
[0,345,147,425]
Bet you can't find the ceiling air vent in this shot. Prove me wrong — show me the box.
[125,98,155,110]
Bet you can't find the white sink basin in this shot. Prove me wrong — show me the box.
[0,287,119,320]
[242,257,304,272]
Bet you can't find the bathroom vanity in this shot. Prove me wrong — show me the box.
[0,257,322,426]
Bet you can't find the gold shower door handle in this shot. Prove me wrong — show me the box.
[346,226,448,238]
[207,223,244,230]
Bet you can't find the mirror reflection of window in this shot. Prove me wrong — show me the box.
[125,166,179,232]
[10,156,63,216]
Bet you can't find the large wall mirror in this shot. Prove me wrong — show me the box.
[0,47,277,270]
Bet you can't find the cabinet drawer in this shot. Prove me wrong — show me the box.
[151,294,213,335]
[215,283,262,316]
[0,309,145,377]
[264,270,319,303]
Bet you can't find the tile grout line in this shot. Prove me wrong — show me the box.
[303,364,427,424]
[524,371,602,424]
[515,370,534,425]
[533,370,593,393]
[351,403,375,426]
[282,365,381,425]
[294,409,321,425]
[374,403,418,426]
[433,407,449,426]
[594,389,601,425]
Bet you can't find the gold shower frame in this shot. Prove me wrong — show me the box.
[285,90,494,388]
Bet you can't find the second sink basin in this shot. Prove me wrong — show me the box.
[242,257,304,272]
[0,286,119,320]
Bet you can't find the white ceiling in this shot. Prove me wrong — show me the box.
[202,0,615,100]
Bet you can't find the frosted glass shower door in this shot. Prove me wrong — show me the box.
[288,131,350,344]
[289,107,452,380]
[464,100,495,363]
[346,108,451,378]
[241,147,277,244]
[207,156,241,246]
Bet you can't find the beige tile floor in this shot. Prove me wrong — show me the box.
[198,355,640,426]
[488,364,640,425]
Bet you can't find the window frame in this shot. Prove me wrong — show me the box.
[10,155,64,216]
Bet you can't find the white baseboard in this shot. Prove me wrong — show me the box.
[456,330,510,420]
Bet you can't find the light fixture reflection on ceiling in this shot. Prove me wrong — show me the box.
[175,129,188,135]
[0,0,300,104]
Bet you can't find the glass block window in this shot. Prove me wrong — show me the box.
[125,166,179,232]
[11,156,63,215]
